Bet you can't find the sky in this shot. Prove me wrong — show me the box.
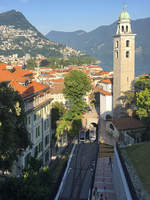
[0,0,150,35]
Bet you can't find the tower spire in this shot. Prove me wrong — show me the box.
[123,4,127,11]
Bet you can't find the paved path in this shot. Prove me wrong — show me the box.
[92,145,117,200]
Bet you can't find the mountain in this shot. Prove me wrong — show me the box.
[0,10,38,30]
[0,10,82,58]
[46,18,150,76]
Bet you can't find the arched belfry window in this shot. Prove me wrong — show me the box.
[116,41,119,48]
[126,40,130,47]
[116,51,118,58]
[126,51,129,58]
[126,26,128,32]
[122,26,124,32]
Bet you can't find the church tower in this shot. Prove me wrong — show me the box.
[113,7,136,117]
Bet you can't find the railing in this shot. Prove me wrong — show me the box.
[116,143,139,200]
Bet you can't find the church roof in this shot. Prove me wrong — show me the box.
[119,7,130,20]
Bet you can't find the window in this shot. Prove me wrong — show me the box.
[116,51,118,58]
[44,121,46,131]
[46,119,49,129]
[34,146,38,157]
[45,135,49,147]
[25,117,27,125]
[28,132,31,141]
[24,153,31,168]
[116,41,119,48]
[126,26,128,32]
[39,142,43,152]
[44,119,49,131]
[126,51,129,58]
[122,26,124,32]
[126,40,130,47]
[34,113,37,121]
[36,126,40,138]
[28,116,31,125]
[45,151,49,163]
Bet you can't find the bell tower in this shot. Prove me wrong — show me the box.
[113,6,136,117]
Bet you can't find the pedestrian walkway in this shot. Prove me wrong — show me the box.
[92,144,117,200]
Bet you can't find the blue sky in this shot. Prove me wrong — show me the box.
[0,0,150,34]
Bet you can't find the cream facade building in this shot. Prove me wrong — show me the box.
[20,90,52,170]
[13,81,53,174]
[113,7,136,117]
[0,66,53,175]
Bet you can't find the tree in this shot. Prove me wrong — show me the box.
[51,102,65,130]
[55,111,82,139]
[63,70,91,107]
[26,58,37,69]
[135,74,150,91]
[40,59,49,66]
[119,91,136,117]
[135,88,150,140]
[0,82,30,172]
[136,88,150,119]
[23,156,42,177]
[54,70,91,139]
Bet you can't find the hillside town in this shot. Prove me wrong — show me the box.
[0,5,150,200]
[0,23,82,59]
[0,25,54,50]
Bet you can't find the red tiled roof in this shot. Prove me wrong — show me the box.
[87,66,102,70]
[50,78,64,83]
[112,118,144,131]
[101,79,112,84]
[139,74,148,77]
[50,82,65,94]
[94,87,112,96]
[16,77,28,83]
[0,63,7,69]
[40,67,53,70]
[0,68,33,83]
[14,66,22,69]
[13,68,33,78]
[99,71,109,75]
[0,69,13,82]
[10,80,49,98]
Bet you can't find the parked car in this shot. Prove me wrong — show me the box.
[79,130,86,143]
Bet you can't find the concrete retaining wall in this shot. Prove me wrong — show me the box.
[112,146,132,200]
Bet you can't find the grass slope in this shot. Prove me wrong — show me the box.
[123,142,150,194]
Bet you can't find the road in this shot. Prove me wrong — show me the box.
[59,142,98,200]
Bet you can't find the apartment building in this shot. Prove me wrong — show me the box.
[0,64,53,174]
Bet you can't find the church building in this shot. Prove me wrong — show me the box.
[113,7,136,117]
[97,7,136,120]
